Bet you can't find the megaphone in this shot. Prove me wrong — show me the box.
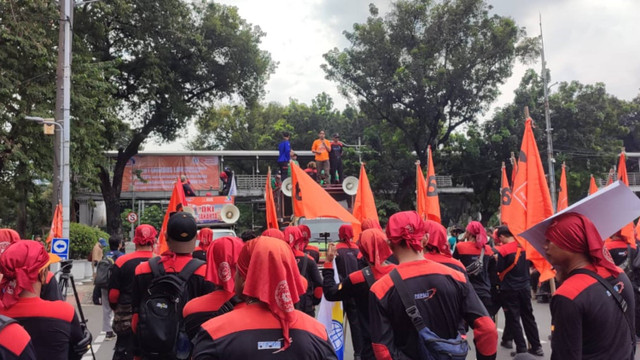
[342,176,359,195]
[282,177,293,197]
[220,204,240,224]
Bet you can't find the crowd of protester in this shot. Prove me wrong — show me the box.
[0,208,638,359]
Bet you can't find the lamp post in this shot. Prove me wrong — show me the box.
[25,116,68,236]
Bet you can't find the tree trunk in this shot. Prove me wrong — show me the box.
[16,185,28,237]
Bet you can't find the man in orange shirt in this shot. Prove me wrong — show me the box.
[311,130,331,184]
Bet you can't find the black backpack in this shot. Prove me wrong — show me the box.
[137,257,203,359]
[0,314,16,332]
[94,253,116,288]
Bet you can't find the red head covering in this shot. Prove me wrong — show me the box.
[362,218,382,231]
[424,220,451,257]
[466,221,487,250]
[0,240,50,309]
[133,224,158,246]
[385,211,426,252]
[359,229,392,277]
[0,229,20,256]
[339,224,354,242]
[236,236,306,352]
[298,225,311,241]
[220,172,228,180]
[262,228,284,241]
[206,236,244,293]
[197,228,214,251]
[283,226,303,247]
[545,212,620,277]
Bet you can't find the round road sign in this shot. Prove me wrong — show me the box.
[127,212,138,224]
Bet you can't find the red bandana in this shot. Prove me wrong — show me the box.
[236,237,306,352]
[197,228,214,251]
[545,212,620,277]
[296,225,311,250]
[0,229,20,256]
[359,229,393,278]
[283,226,303,248]
[205,236,243,293]
[385,211,426,252]
[262,228,284,241]
[133,224,158,246]
[424,220,451,257]
[362,218,382,231]
[0,241,49,309]
[466,221,487,250]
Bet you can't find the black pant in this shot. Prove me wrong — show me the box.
[500,288,541,352]
[329,158,343,184]
[278,161,289,179]
[344,298,364,357]
[113,331,134,360]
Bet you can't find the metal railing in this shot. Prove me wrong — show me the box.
[597,172,640,187]
[234,174,454,190]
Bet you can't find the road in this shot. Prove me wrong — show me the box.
[71,283,639,360]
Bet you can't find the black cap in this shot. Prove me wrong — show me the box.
[167,212,197,242]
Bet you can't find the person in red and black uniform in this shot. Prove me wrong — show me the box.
[544,213,636,359]
[495,226,543,357]
[183,236,243,340]
[286,226,322,317]
[298,224,320,263]
[132,213,215,359]
[369,211,497,360]
[0,315,36,360]
[453,222,497,318]
[323,228,396,360]
[0,240,87,360]
[424,220,466,274]
[192,236,337,359]
[335,224,365,358]
[109,224,157,360]
[192,228,213,261]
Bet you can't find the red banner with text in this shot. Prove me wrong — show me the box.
[184,196,235,225]
[122,156,219,192]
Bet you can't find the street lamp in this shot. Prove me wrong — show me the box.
[25,116,68,237]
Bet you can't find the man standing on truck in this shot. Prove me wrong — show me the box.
[311,130,331,185]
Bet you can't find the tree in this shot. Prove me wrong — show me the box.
[74,0,275,241]
[322,0,535,205]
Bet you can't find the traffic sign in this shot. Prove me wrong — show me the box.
[51,238,69,260]
[126,212,138,224]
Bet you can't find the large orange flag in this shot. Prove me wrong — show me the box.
[265,167,279,229]
[617,151,635,247]
[500,162,511,224]
[352,163,379,240]
[588,175,598,195]
[46,202,63,245]
[557,163,568,212]
[157,179,187,254]
[416,161,428,220]
[425,146,441,223]
[502,118,555,281]
[290,162,360,225]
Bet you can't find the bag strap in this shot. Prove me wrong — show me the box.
[362,266,375,287]
[0,314,16,332]
[626,244,632,271]
[148,257,164,278]
[571,268,635,343]
[389,269,426,331]
[478,246,485,265]
[178,258,204,282]
[498,247,522,282]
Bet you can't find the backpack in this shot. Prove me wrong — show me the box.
[137,257,203,359]
[0,314,16,333]
[94,253,115,288]
[390,269,469,360]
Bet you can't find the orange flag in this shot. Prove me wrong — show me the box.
[557,163,568,212]
[265,167,279,229]
[502,118,555,281]
[352,163,379,240]
[500,162,511,224]
[290,162,360,225]
[416,161,428,220]
[425,146,441,223]
[157,178,187,254]
[617,150,635,247]
[46,202,63,245]
[588,174,598,195]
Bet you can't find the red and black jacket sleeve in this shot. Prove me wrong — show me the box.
[0,321,37,360]
[182,290,238,340]
[109,251,153,309]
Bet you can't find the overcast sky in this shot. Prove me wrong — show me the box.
[148,0,640,150]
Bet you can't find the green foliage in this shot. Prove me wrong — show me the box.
[69,222,109,259]
[120,205,164,234]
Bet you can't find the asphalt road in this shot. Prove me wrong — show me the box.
[70,283,639,360]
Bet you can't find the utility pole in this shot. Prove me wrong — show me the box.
[540,14,557,211]
[54,0,73,238]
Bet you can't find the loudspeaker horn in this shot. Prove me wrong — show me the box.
[282,177,293,197]
[342,176,359,195]
[220,204,240,224]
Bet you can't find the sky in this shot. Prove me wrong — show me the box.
[148,0,640,150]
